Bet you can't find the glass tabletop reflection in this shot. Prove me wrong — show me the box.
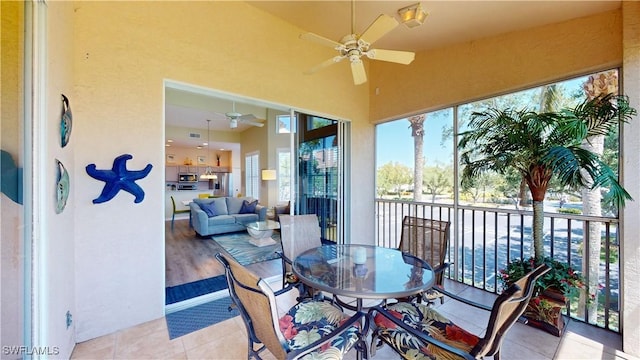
[292,244,435,300]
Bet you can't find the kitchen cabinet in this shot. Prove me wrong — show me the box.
[165,166,178,182]
[178,165,199,173]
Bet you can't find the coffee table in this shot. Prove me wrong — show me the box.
[245,220,280,247]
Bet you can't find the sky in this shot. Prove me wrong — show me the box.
[375,73,596,171]
[376,109,454,170]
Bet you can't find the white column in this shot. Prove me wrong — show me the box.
[621,1,640,356]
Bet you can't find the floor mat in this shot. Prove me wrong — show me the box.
[165,296,240,339]
[213,231,281,266]
[165,275,228,305]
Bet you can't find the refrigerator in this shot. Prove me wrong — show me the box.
[209,172,231,197]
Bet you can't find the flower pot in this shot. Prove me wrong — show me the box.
[523,288,568,337]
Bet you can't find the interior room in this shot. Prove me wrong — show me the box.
[2,1,639,359]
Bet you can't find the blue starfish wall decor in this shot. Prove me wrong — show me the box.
[86,154,152,204]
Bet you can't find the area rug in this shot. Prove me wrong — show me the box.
[213,232,281,266]
[165,275,228,305]
[165,296,240,339]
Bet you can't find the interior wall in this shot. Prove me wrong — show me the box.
[46,1,77,357]
[369,9,622,122]
[1,1,25,356]
[71,1,370,341]
[240,122,268,203]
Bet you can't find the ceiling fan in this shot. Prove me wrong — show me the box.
[224,101,264,128]
[300,1,415,85]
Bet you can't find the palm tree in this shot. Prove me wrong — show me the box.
[459,93,635,262]
[580,70,618,322]
[408,114,426,202]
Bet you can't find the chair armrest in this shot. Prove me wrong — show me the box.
[432,262,450,275]
[437,288,493,312]
[255,205,267,220]
[289,311,368,360]
[368,306,475,360]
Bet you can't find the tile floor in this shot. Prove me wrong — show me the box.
[71,279,639,360]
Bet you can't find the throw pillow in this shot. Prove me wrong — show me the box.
[199,202,217,217]
[239,199,258,214]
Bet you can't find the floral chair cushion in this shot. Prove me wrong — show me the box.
[373,302,479,360]
[279,300,361,359]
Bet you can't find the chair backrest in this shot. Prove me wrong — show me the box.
[279,214,322,272]
[472,263,550,358]
[215,252,288,359]
[398,216,451,285]
[170,196,178,213]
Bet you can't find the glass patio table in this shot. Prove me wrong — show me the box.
[292,244,435,312]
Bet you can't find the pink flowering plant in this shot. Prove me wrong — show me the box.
[498,257,587,300]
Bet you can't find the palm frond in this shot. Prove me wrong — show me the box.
[591,162,633,208]
[547,114,588,145]
[570,93,636,137]
[542,146,599,189]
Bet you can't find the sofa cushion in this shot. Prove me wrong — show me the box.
[227,197,253,214]
[233,213,259,225]
[240,199,258,214]
[194,197,228,216]
[207,215,237,226]
[199,202,217,217]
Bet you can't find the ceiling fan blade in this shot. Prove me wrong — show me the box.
[239,119,264,127]
[365,49,415,65]
[359,14,398,45]
[304,56,346,75]
[350,59,367,85]
[238,114,257,121]
[300,32,344,50]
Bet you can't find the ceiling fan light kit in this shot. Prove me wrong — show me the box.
[300,2,417,85]
[225,101,264,128]
[398,3,428,28]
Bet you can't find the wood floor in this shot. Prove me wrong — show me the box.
[165,218,282,287]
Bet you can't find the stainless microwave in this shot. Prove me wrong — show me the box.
[178,173,198,183]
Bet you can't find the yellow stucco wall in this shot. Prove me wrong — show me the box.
[369,9,622,122]
[71,1,371,341]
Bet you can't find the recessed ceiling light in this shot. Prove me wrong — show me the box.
[167,139,173,143]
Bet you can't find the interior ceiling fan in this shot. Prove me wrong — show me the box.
[300,1,415,85]
[224,101,264,128]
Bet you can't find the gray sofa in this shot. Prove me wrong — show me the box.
[190,196,267,237]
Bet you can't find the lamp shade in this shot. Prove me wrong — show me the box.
[261,169,277,181]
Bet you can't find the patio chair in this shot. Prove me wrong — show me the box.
[170,195,190,230]
[369,263,550,360]
[398,216,451,303]
[277,214,323,299]
[215,252,367,360]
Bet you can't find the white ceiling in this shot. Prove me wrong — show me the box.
[166,0,621,148]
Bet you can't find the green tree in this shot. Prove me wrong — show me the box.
[376,162,412,197]
[459,94,635,262]
[423,165,452,202]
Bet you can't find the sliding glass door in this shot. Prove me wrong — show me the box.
[295,114,350,244]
